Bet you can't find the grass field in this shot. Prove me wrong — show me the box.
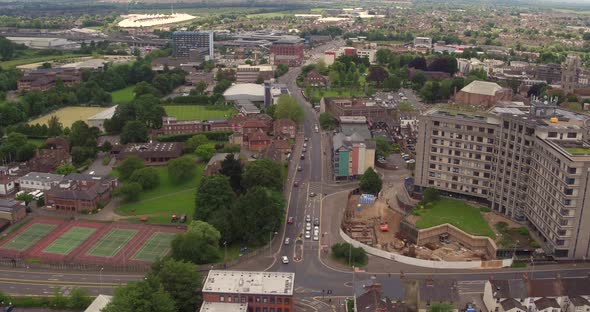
[115,165,204,223]
[111,86,136,104]
[132,232,176,261]
[0,53,91,70]
[164,105,237,121]
[415,198,496,238]
[43,227,96,255]
[86,229,138,257]
[2,224,56,251]
[28,106,110,128]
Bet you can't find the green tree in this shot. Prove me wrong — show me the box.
[0,36,15,61]
[242,159,283,191]
[275,95,304,124]
[319,112,337,130]
[331,242,368,266]
[129,167,160,190]
[171,220,220,264]
[398,100,415,112]
[116,182,143,202]
[185,134,209,152]
[121,120,149,144]
[167,157,196,184]
[374,137,394,158]
[359,167,382,195]
[68,288,92,310]
[195,143,216,161]
[102,278,176,312]
[101,140,113,152]
[219,153,243,192]
[117,156,145,180]
[275,64,289,78]
[232,187,284,244]
[422,187,440,204]
[47,115,63,137]
[194,175,235,242]
[194,80,208,95]
[149,259,202,312]
[16,192,34,207]
[366,66,389,86]
[134,81,160,98]
[56,164,77,175]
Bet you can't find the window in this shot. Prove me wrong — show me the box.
[548,132,557,138]
[567,132,577,138]
[242,297,247,303]
[220,296,225,302]
[263,297,268,303]
[256,308,261,312]
[228,296,232,302]
[568,167,577,174]
[263,308,268,312]
[277,298,282,304]
[256,297,261,303]
[270,297,275,304]
[285,298,290,304]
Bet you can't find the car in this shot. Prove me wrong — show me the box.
[314,225,319,231]
[301,154,305,160]
[309,192,316,197]
[282,256,289,264]
[306,214,311,222]
[297,166,302,171]
[287,217,294,224]
[401,153,409,158]
[406,159,416,164]
[306,223,311,231]
[314,218,319,226]
[303,143,307,148]
[294,181,299,187]
[313,235,319,241]
[304,137,309,142]
[284,238,290,245]
[304,231,311,239]
[303,148,307,153]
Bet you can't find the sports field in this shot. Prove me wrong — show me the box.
[111,86,135,104]
[132,232,176,261]
[86,229,138,257]
[2,223,56,251]
[28,106,110,128]
[164,105,237,121]
[43,227,96,255]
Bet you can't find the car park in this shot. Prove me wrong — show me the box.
[282,256,289,264]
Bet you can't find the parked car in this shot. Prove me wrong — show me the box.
[305,231,311,239]
[306,214,311,222]
[284,238,290,245]
[282,256,289,264]
[313,235,319,241]
[297,166,302,171]
[314,218,319,226]
[309,192,316,197]
[304,137,309,142]
[301,154,305,160]
[294,181,299,187]
[306,223,311,231]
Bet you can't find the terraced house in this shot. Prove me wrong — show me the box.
[414,98,590,259]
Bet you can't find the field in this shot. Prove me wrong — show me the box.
[28,106,110,127]
[0,53,91,70]
[415,198,496,238]
[111,86,136,104]
[163,105,237,121]
[115,165,204,223]
[0,217,184,266]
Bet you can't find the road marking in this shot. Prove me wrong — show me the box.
[0,277,122,287]
[0,268,142,278]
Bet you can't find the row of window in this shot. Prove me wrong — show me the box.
[433,121,495,134]
[219,295,290,306]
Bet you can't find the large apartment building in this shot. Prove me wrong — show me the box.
[415,99,590,259]
[172,31,214,59]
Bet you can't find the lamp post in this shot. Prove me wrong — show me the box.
[269,231,278,257]
[99,267,104,294]
[223,241,227,265]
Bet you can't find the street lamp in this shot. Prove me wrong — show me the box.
[99,267,104,294]
[223,241,227,268]
[269,231,278,257]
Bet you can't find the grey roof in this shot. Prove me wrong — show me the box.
[199,302,247,312]
[500,298,527,311]
[0,199,20,209]
[460,80,503,96]
[419,279,459,303]
[18,172,64,183]
[534,297,560,310]
[223,83,265,102]
[341,124,371,140]
[355,279,405,301]
[569,296,590,307]
[63,173,111,182]
[489,279,528,299]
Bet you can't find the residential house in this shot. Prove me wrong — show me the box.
[248,129,271,152]
[17,172,64,192]
[273,119,297,139]
[26,137,71,173]
[304,69,328,87]
[354,279,407,312]
[0,199,26,223]
[45,173,118,213]
[418,279,459,312]
[265,139,292,162]
[0,174,16,196]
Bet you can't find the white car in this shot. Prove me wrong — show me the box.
[306,215,311,222]
[303,143,307,148]
[282,256,289,264]
[306,222,312,231]
[305,231,311,239]
[313,235,319,241]
[284,238,290,245]
[405,159,415,164]
[314,225,319,232]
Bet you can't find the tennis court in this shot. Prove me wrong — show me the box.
[43,227,96,255]
[86,229,138,257]
[2,223,56,251]
[132,232,177,262]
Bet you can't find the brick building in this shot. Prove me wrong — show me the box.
[304,69,328,87]
[114,142,184,163]
[270,40,304,67]
[154,117,233,137]
[320,97,393,122]
[248,129,271,152]
[17,68,82,92]
[26,137,72,173]
[0,199,26,224]
[202,270,294,312]
[45,173,117,213]
[273,119,296,139]
[228,114,273,134]
[454,80,512,109]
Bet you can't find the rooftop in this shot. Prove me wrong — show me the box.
[88,105,118,121]
[460,80,504,96]
[122,142,183,154]
[18,172,64,183]
[223,83,265,102]
[202,270,294,296]
[199,302,247,312]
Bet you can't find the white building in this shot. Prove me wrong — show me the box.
[414,37,432,48]
[87,105,118,132]
[17,172,64,192]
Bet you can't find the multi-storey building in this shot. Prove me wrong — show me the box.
[45,173,118,213]
[270,40,304,67]
[333,132,376,180]
[235,65,274,83]
[413,37,432,48]
[201,270,294,312]
[415,99,590,259]
[320,97,393,122]
[17,68,82,92]
[172,31,214,59]
[536,63,562,85]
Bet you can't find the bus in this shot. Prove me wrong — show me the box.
[29,190,41,199]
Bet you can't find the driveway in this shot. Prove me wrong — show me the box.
[84,153,115,176]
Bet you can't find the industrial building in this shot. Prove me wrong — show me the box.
[172,31,214,59]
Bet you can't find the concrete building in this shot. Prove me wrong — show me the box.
[87,105,117,132]
[320,97,393,122]
[270,39,304,67]
[172,31,214,59]
[413,37,432,49]
[537,63,562,85]
[202,270,294,312]
[17,172,64,192]
[235,65,274,83]
[562,55,583,94]
[454,80,512,109]
[333,132,376,180]
[414,99,590,259]
[17,68,82,92]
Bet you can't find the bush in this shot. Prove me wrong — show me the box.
[495,221,509,232]
[480,207,491,213]
[157,130,233,143]
[422,187,440,204]
[531,241,541,248]
[331,242,368,266]
[129,167,160,190]
[516,227,529,236]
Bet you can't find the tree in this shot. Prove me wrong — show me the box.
[242,159,283,191]
[374,137,394,158]
[194,175,235,241]
[398,100,415,112]
[359,167,382,195]
[0,36,15,61]
[319,112,337,130]
[121,121,149,144]
[117,156,145,180]
[195,143,216,161]
[47,115,63,137]
[116,182,143,202]
[149,259,202,312]
[102,278,176,312]
[584,32,590,41]
[366,66,389,85]
[331,242,368,266]
[409,57,427,70]
[16,193,34,207]
[383,75,401,91]
[56,164,76,175]
[376,49,393,65]
[194,80,208,95]
[231,187,284,244]
[275,95,304,124]
[101,140,113,152]
[219,153,243,192]
[185,134,209,152]
[428,303,454,312]
[167,157,196,184]
[275,64,289,78]
[171,221,220,264]
[129,167,160,190]
[16,143,36,162]
[411,72,427,90]
[422,187,440,204]
[68,288,92,310]
[134,81,159,98]
[419,81,440,103]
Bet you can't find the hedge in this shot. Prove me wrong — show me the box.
[157,130,233,142]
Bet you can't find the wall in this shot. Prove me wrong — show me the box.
[415,223,498,260]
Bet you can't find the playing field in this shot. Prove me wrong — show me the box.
[28,106,110,128]
[43,227,96,255]
[86,229,138,257]
[111,86,135,104]
[2,223,56,251]
[164,105,237,121]
[132,232,177,261]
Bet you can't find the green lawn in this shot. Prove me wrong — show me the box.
[132,232,176,261]
[566,148,590,155]
[2,223,56,251]
[43,227,96,255]
[164,105,237,121]
[111,86,136,104]
[0,53,91,70]
[86,229,138,257]
[415,199,496,238]
[115,164,204,222]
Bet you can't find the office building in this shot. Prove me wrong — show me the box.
[172,31,214,59]
[202,270,294,312]
[414,98,590,259]
[270,39,304,67]
[235,65,274,83]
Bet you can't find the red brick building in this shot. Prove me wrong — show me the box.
[304,69,328,87]
[228,114,273,134]
[26,137,72,173]
[247,129,271,152]
[271,40,304,67]
[45,173,118,213]
[273,119,297,139]
[454,80,512,109]
[17,68,82,92]
[202,270,294,312]
[155,117,233,137]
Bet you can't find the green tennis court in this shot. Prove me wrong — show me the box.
[86,229,138,257]
[132,232,177,262]
[2,223,56,251]
[43,227,96,255]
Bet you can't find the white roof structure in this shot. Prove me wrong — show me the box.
[223,83,265,102]
[88,105,118,121]
[84,295,112,312]
[203,270,295,296]
[117,13,197,28]
[460,80,503,96]
[200,302,248,312]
